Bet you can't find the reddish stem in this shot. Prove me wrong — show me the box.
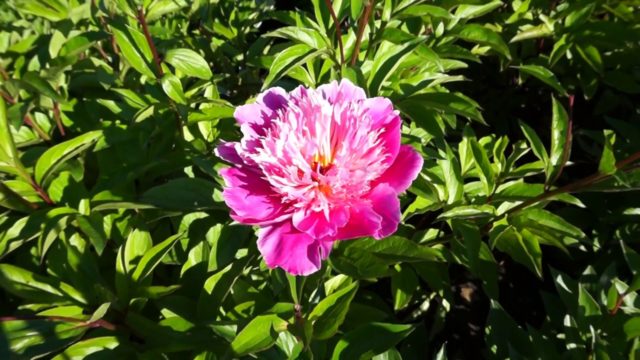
[610,292,627,315]
[351,0,375,66]
[24,114,51,141]
[0,315,116,331]
[53,102,65,136]
[1,90,15,104]
[136,7,164,77]
[323,0,345,65]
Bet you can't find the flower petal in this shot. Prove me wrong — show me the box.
[364,97,401,167]
[374,145,423,193]
[292,206,349,239]
[234,87,289,125]
[335,202,383,241]
[369,184,401,239]
[220,167,288,224]
[258,221,333,276]
[317,79,367,104]
[215,142,243,165]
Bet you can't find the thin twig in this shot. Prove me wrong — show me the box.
[24,114,51,142]
[504,150,640,216]
[351,0,375,66]
[0,91,15,105]
[52,102,65,137]
[136,7,164,77]
[323,0,345,65]
[0,315,116,331]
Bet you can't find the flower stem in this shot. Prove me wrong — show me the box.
[136,6,164,78]
[323,0,345,65]
[351,0,375,66]
[504,150,640,217]
[53,101,65,137]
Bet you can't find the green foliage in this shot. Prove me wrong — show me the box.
[0,0,639,358]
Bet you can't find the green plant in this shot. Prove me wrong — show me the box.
[1,0,639,358]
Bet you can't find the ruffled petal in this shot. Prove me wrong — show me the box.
[363,97,401,167]
[374,145,423,193]
[258,221,333,276]
[317,79,367,104]
[369,184,401,239]
[292,206,349,239]
[220,167,288,224]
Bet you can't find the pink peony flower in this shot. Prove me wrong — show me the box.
[216,79,423,275]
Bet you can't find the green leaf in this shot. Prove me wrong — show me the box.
[52,336,123,360]
[547,96,570,184]
[457,24,511,60]
[452,220,499,298]
[131,233,184,282]
[509,208,585,247]
[309,281,359,339]
[396,5,451,19]
[350,0,364,20]
[391,265,418,311]
[598,129,616,175]
[76,214,108,256]
[510,24,553,43]
[625,317,640,340]
[263,44,321,89]
[34,130,103,186]
[141,178,222,211]
[164,48,212,80]
[470,137,496,195]
[161,73,187,104]
[400,92,484,124]
[111,23,156,78]
[231,315,288,356]
[266,27,328,50]
[0,98,26,178]
[454,1,503,19]
[490,225,542,277]
[0,264,87,305]
[516,65,567,96]
[21,72,66,102]
[438,205,496,220]
[331,236,443,279]
[518,121,549,166]
[368,40,420,96]
[438,143,464,204]
[575,44,603,74]
[331,323,414,360]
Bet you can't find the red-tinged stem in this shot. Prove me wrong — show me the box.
[0,66,8,81]
[136,7,164,77]
[610,291,630,315]
[351,0,374,66]
[504,150,640,217]
[30,179,54,205]
[323,0,345,65]
[1,90,15,104]
[24,114,51,142]
[0,315,116,331]
[53,102,65,136]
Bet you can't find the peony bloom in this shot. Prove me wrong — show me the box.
[216,79,423,275]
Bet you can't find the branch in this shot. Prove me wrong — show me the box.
[53,102,65,137]
[0,315,116,331]
[351,0,375,66]
[323,0,345,65]
[504,150,640,216]
[136,7,164,77]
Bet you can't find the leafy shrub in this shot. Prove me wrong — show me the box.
[0,0,639,358]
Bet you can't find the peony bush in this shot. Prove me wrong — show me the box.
[0,0,639,359]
